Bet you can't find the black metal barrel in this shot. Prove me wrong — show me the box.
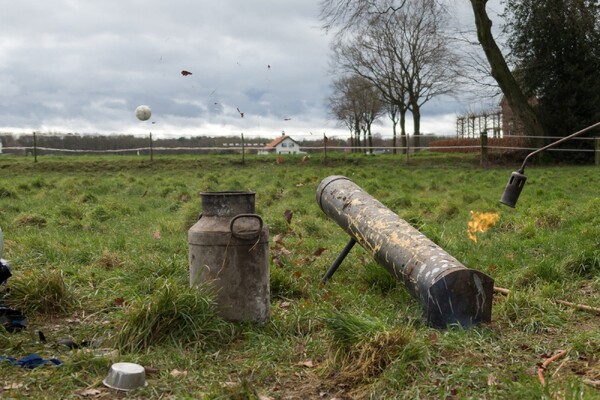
[317,176,494,328]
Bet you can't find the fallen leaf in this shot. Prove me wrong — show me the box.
[114,297,125,307]
[144,366,159,375]
[487,373,497,386]
[313,248,326,257]
[279,301,291,309]
[80,388,102,397]
[153,230,161,240]
[170,369,188,377]
[428,332,438,344]
[284,210,293,225]
[293,271,302,278]
[296,360,314,368]
[273,233,285,245]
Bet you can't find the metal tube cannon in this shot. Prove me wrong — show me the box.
[317,176,494,328]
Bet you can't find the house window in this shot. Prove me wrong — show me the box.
[290,143,294,147]
[281,143,287,148]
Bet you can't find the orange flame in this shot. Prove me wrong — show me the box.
[468,211,500,242]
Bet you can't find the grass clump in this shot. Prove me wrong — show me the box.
[113,278,233,352]
[4,268,73,314]
[13,213,47,227]
[323,310,415,382]
[561,249,600,277]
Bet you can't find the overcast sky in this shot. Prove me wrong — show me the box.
[0,0,503,140]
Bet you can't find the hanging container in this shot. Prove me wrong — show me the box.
[188,191,270,324]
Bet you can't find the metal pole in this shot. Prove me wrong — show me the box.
[321,238,356,283]
[517,121,600,173]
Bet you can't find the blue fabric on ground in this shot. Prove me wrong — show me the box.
[0,353,62,369]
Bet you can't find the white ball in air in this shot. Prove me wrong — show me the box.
[135,105,152,121]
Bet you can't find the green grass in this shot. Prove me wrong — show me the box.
[0,153,599,399]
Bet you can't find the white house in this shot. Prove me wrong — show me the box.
[258,135,304,155]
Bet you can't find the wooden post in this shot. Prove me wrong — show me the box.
[323,133,328,164]
[149,132,154,162]
[596,137,600,166]
[241,133,245,165]
[480,130,488,167]
[33,131,38,163]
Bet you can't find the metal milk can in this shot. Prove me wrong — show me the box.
[188,191,270,324]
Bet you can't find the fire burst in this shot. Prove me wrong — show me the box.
[468,211,500,242]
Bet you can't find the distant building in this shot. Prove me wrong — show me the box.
[258,135,304,155]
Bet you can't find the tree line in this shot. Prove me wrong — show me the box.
[321,0,600,162]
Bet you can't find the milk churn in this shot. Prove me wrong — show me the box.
[188,192,270,324]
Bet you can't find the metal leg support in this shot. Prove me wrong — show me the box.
[321,238,356,283]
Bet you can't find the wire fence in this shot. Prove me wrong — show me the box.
[1,132,599,165]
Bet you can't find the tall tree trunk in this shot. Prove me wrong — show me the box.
[412,102,421,150]
[368,125,373,154]
[392,121,397,155]
[470,0,545,139]
[354,119,361,152]
[400,109,407,154]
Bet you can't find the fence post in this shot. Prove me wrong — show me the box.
[323,133,328,164]
[149,132,154,162]
[596,137,600,166]
[33,131,38,163]
[241,133,245,165]
[480,130,488,167]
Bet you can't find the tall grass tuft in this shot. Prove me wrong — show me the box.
[5,268,73,314]
[113,278,233,352]
[561,249,600,277]
[323,310,414,382]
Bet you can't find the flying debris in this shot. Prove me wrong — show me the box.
[267,65,271,69]
[236,107,245,118]
[284,118,291,121]
[181,70,193,76]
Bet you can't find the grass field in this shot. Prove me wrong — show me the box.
[0,153,599,399]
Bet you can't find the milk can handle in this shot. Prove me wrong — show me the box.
[230,214,263,240]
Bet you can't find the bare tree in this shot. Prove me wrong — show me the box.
[320,0,408,38]
[328,75,384,153]
[331,0,458,148]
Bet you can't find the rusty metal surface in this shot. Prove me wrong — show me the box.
[189,191,270,324]
[317,176,494,328]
